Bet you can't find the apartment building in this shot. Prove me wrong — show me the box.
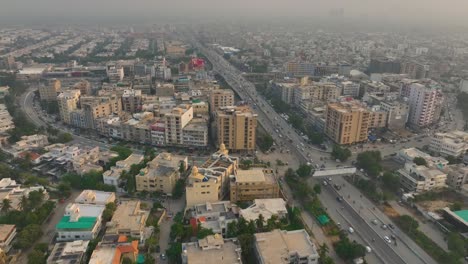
[189,201,237,237]
[230,169,280,203]
[182,118,209,147]
[105,200,149,242]
[285,61,315,77]
[430,130,468,157]
[106,66,124,83]
[443,164,468,190]
[324,101,371,145]
[47,240,89,264]
[11,134,48,154]
[397,148,448,169]
[81,95,122,129]
[278,83,296,104]
[368,105,388,128]
[165,104,193,145]
[181,235,242,264]
[380,100,410,131]
[103,154,144,189]
[401,61,429,79]
[56,203,105,242]
[398,162,447,193]
[254,229,319,264]
[209,89,234,111]
[0,104,14,133]
[407,83,443,129]
[57,89,81,124]
[293,83,341,113]
[136,152,187,194]
[89,235,139,264]
[340,81,360,97]
[215,105,257,152]
[0,225,16,253]
[73,80,92,95]
[122,89,142,113]
[186,145,238,207]
[39,78,61,101]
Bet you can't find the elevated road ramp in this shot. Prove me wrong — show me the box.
[313,167,356,177]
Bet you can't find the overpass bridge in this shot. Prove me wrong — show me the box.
[313,167,357,177]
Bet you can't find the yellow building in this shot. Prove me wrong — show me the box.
[230,169,280,203]
[136,152,188,194]
[105,200,149,242]
[325,101,371,145]
[165,104,193,145]
[215,105,257,152]
[57,90,81,124]
[185,144,238,207]
[210,89,234,111]
[39,78,61,101]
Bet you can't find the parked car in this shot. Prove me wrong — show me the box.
[383,236,392,243]
[348,227,354,233]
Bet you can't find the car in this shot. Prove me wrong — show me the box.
[371,219,378,225]
[160,253,167,260]
[390,234,396,240]
[381,224,388,230]
[365,246,372,253]
[323,180,328,186]
[348,227,354,233]
[336,196,343,202]
[388,223,395,229]
[327,177,332,182]
[383,236,392,243]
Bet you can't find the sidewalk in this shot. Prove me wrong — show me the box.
[388,201,448,251]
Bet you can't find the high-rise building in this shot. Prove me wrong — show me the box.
[401,61,429,79]
[368,57,401,74]
[340,81,360,97]
[73,80,92,95]
[122,89,142,113]
[39,79,61,101]
[209,89,234,111]
[407,83,443,128]
[325,101,371,145]
[57,90,81,124]
[164,105,193,146]
[215,105,257,151]
[81,95,122,129]
[284,61,315,77]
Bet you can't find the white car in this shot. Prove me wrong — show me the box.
[365,246,372,253]
[383,236,392,243]
[348,227,354,233]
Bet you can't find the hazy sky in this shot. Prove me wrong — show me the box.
[1,0,468,26]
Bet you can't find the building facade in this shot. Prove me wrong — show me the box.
[215,105,257,152]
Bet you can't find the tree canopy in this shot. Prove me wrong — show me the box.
[331,145,352,162]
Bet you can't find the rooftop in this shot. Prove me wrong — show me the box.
[454,210,468,223]
[47,240,89,264]
[240,199,287,222]
[235,169,276,183]
[56,216,98,230]
[75,190,116,205]
[255,229,318,263]
[106,200,148,235]
[0,224,15,242]
[182,236,242,264]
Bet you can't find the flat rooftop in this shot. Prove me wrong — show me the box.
[56,216,97,230]
[183,238,241,264]
[255,229,317,263]
[235,169,276,183]
[106,200,148,234]
[454,210,468,222]
[0,224,15,242]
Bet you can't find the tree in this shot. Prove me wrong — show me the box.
[256,214,265,231]
[450,202,462,211]
[238,233,256,263]
[413,157,428,166]
[166,242,182,264]
[28,190,45,210]
[27,250,46,264]
[285,168,296,178]
[172,179,185,199]
[447,232,466,258]
[226,221,238,238]
[356,151,382,177]
[331,145,352,162]
[15,224,43,249]
[197,226,215,239]
[1,198,12,213]
[102,202,117,221]
[397,215,419,234]
[296,164,313,177]
[334,237,366,260]
[258,134,274,152]
[446,155,460,165]
[179,162,185,173]
[381,172,400,193]
[313,184,322,194]
[122,257,133,264]
[318,243,329,257]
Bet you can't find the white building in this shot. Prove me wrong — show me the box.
[240,198,287,222]
[340,81,360,97]
[47,240,89,264]
[407,83,443,128]
[430,130,468,157]
[397,148,448,169]
[181,235,242,264]
[254,229,319,264]
[57,90,81,124]
[102,153,144,189]
[190,201,238,237]
[56,203,105,242]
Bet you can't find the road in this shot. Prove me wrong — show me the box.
[189,35,438,264]
[19,87,110,150]
[158,195,186,263]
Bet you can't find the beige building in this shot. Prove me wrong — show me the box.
[103,154,144,189]
[230,169,280,203]
[58,90,81,124]
[39,79,61,101]
[80,95,122,129]
[430,130,468,157]
[122,89,142,113]
[254,229,319,264]
[240,198,287,222]
[325,101,371,145]
[443,164,468,190]
[186,145,238,207]
[73,80,92,95]
[105,200,149,242]
[136,152,188,194]
[165,104,193,145]
[0,225,16,253]
[398,162,447,193]
[209,89,234,111]
[216,105,257,152]
[181,235,242,264]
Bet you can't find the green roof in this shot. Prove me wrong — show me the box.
[137,254,145,264]
[454,210,468,222]
[317,215,330,226]
[56,216,98,230]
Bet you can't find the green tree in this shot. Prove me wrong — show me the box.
[413,157,428,166]
[166,242,182,264]
[27,250,46,264]
[172,179,185,199]
[1,199,11,213]
[15,224,43,249]
[238,233,256,263]
[102,202,117,221]
[334,237,366,260]
[226,221,238,238]
[296,164,313,177]
[331,145,352,162]
[28,190,45,210]
[397,215,419,234]
[381,172,400,193]
[447,232,466,257]
[179,162,185,173]
[446,155,460,165]
[450,202,462,211]
[256,214,265,231]
[197,226,215,239]
[258,134,274,152]
[122,257,133,264]
[356,151,382,177]
[313,184,322,194]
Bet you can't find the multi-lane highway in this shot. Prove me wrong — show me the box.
[190,36,438,264]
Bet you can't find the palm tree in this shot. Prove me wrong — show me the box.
[18,195,28,211]
[256,214,265,231]
[318,243,329,258]
[1,199,11,214]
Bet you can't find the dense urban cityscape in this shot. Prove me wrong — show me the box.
[1,2,468,264]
